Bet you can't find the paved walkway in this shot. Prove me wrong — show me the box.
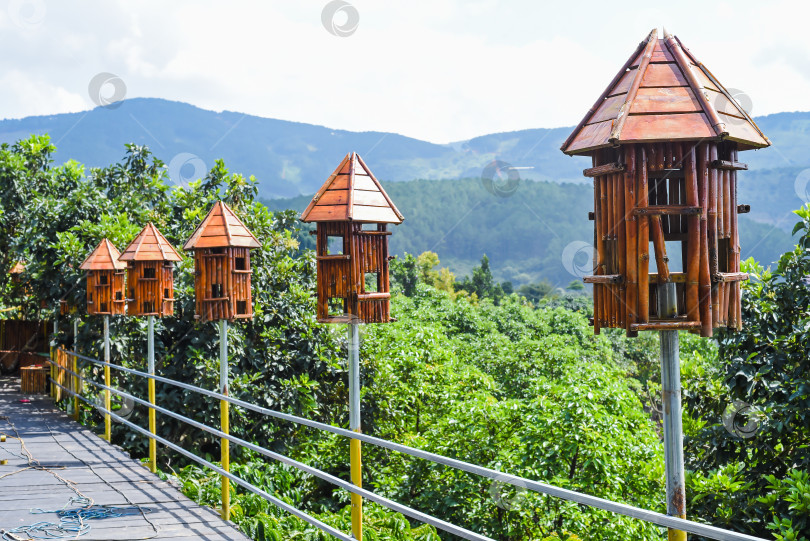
[0,376,251,540]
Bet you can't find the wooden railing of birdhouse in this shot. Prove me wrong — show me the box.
[47,347,768,541]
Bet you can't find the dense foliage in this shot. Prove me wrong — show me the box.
[3,135,808,540]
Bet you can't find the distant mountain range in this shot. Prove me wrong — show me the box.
[4,98,809,215]
[1,97,806,283]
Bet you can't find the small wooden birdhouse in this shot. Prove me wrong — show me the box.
[183,201,260,322]
[79,238,127,316]
[561,29,770,338]
[301,152,403,324]
[118,223,182,317]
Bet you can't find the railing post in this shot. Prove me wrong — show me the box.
[73,319,79,420]
[659,283,686,541]
[219,319,230,521]
[148,315,157,474]
[50,318,56,399]
[104,315,111,442]
[348,322,363,540]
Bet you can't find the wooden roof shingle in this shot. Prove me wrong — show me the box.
[119,223,182,262]
[79,238,126,271]
[183,201,261,250]
[301,152,404,224]
[561,29,770,155]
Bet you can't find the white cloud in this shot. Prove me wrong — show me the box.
[0,0,807,142]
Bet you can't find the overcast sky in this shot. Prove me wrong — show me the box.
[1,0,807,143]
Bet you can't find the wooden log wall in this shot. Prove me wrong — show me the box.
[126,262,175,317]
[588,141,744,337]
[194,247,253,322]
[0,319,49,352]
[315,222,391,323]
[86,270,126,316]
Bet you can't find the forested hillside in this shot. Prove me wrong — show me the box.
[266,178,796,287]
[1,136,808,540]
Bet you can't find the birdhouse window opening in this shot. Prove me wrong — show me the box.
[115,291,123,301]
[164,288,170,298]
[100,302,108,313]
[143,301,155,314]
[236,300,247,315]
[361,223,378,231]
[212,283,224,298]
[326,235,344,255]
[718,239,731,273]
[130,288,136,299]
[211,248,225,255]
[364,272,379,293]
[235,257,247,271]
[99,274,108,285]
[328,297,346,316]
[142,266,156,279]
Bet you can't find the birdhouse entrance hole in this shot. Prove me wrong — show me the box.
[327,236,344,255]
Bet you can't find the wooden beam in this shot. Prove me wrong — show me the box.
[630,321,702,331]
[712,272,749,283]
[583,163,625,177]
[737,204,750,214]
[711,160,748,171]
[583,274,624,284]
[633,206,701,216]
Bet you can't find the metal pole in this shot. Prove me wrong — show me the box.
[73,319,79,421]
[659,282,686,541]
[50,318,57,400]
[348,322,362,540]
[148,315,157,474]
[103,315,111,442]
[219,319,230,521]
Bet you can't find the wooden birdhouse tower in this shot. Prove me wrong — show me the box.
[9,261,25,285]
[119,223,182,317]
[561,29,770,337]
[79,239,127,316]
[301,152,403,324]
[183,201,260,322]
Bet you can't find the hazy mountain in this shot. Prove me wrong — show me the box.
[0,97,804,283]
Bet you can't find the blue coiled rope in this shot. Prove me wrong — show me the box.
[1,496,153,540]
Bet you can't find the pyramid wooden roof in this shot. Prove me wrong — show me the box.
[301,152,404,224]
[119,223,182,262]
[562,29,770,155]
[183,201,261,250]
[80,238,126,271]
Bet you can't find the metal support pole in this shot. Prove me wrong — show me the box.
[50,319,57,399]
[73,318,79,421]
[148,315,157,474]
[659,283,686,541]
[103,315,111,442]
[348,322,362,540]
[219,319,230,521]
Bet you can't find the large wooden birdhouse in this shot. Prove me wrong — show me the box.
[119,223,182,317]
[183,201,260,322]
[79,239,127,316]
[10,261,25,286]
[561,29,770,338]
[301,152,403,324]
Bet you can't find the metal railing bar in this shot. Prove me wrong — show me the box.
[55,351,768,541]
[56,365,494,541]
[48,378,353,541]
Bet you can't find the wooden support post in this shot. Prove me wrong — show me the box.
[698,144,713,337]
[709,144,720,327]
[103,315,111,442]
[349,322,363,540]
[219,319,230,521]
[685,147,700,323]
[148,315,157,474]
[624,145,638,335]
[638,146,650,323]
